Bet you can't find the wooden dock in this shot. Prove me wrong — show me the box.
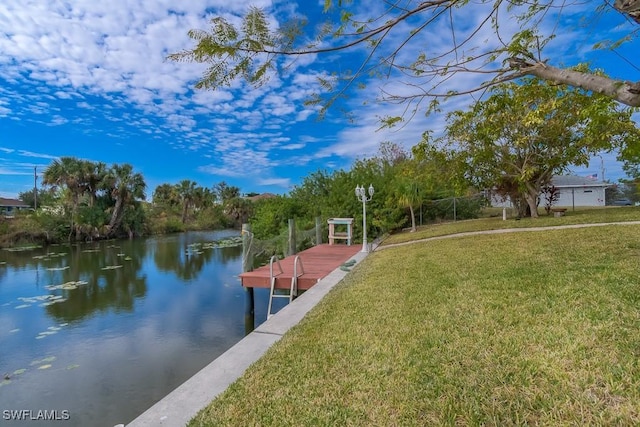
[240,244,361,290]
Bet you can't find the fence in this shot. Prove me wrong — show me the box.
[242,217,326,271]
[416,192,487,225]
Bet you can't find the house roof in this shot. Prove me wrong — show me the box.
[551,175,609,188]
[0,197,30,208]
[246,193,277,202]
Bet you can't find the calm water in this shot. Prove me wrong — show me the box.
[0,231,273,427]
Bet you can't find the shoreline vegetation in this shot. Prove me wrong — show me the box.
[188,208,640,426]
[0,148,493,250]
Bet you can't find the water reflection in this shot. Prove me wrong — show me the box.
[41,242,148,322]
[0,230,253,427]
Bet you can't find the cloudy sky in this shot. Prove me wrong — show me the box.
[0,0,637,199]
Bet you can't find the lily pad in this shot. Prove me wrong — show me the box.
[46,266,69,271]
[37,364,52,370]
[15,304,31,309]
[31,356,56,365]
[0,379,11,387]
[13,369,26,375]
[66,364,80,370]
[9,328,20,333]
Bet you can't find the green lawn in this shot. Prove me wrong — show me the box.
[381,206,640,246]
[191,217,640,426]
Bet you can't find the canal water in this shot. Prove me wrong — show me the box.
[0,231,273,427]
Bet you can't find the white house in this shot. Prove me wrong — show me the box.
[551,175,608,207]
[491,175,609,208]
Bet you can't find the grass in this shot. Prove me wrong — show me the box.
[190,215,640,426]
[381,206,640,246]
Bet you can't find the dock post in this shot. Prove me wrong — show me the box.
[315,216,322,246]
[242,223,255,334]
[288,218,296,256]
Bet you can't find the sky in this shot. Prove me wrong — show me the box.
[0,0,638,199]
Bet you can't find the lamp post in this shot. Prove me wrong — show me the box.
[355,184,374,252]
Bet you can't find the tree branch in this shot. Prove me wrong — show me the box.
[508,58,640,107]
[614,0,640,24]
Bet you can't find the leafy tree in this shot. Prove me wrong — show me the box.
[153,183,180,208]
[169,1,640,126]
[541,185,561,215]
[213,181,241,204]
[445,77,640,218]
[18,188,57,209]
[250,195,304,239]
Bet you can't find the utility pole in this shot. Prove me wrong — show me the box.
[34,166,38,210]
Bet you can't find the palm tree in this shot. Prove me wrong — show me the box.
[396,182,421,232]
[42,157,85,240]
[176,180,197,224]
[224,197,253,227]
[79,160,107,207]
[104,164,146,237]
[193,186,214,210]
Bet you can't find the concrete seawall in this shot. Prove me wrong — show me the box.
[125,249,370,427]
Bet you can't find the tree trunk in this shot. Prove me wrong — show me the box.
[409,204,416,232]
[524,191,539,218]
[508,58,640,107]
[107,198,123,237]
[181,202,189,224]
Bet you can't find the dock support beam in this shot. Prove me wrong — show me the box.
[242,223,255,334]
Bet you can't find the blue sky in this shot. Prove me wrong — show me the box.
[0,0,638,199]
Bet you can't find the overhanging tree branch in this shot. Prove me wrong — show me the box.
[508,58,640,107]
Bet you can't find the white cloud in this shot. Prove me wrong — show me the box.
[0,0,636,196]
[257,177,290,187]
[16,150,59,160]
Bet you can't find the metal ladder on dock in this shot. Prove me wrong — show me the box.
[267,255,305,319]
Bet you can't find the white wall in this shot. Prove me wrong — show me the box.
[490,186,606,208]
[556,187,605,207]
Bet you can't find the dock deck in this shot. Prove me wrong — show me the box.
[240,244,361,290]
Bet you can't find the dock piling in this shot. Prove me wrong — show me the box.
[242,223,255,334]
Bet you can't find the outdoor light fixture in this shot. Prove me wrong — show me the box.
[355,184,374,252]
